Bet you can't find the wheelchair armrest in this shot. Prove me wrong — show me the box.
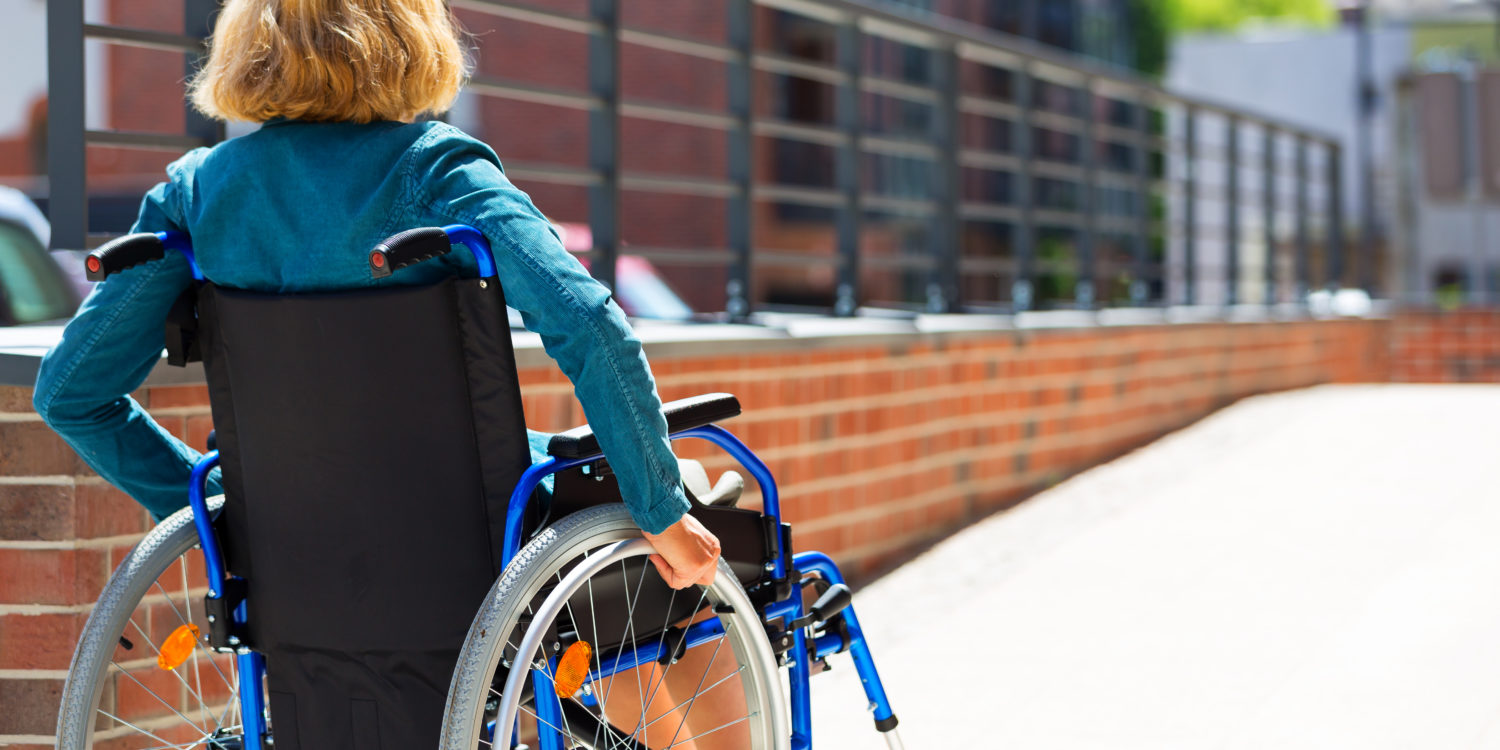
[547,393,742,459]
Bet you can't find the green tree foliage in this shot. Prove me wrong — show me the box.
[1131,0,1335,75]
[1163,0,1334,32]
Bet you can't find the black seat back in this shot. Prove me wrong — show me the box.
[196,276,532,750]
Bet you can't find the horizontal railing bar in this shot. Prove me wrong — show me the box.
[959,96,1021,120]
[959,203,1021,222]
[859,15,940,47]
[861,134,938,159]
[864,194,937,214]
[1096,215,1140,233]
[862,253,937,269]
[621,172,739,197]
[862,75,939,104]
[1095,170,1141,190]
[1031,160,1086,181]
[755,249,843,267]
[620,26,737,63]
[959,257,1016,272]
[959,149,1020,172]
[467,75,601,111]
[450,0,600,35]
[505,162,602,186]
[1034,208,1084,225]
[753,53,849,85]
[957,41,1021,70]
[621,99,735,130]
[1094,122,1146,146]
[755,0,849,25]
[625,246,737,264]
[1030,110,1086,134]
[83,24,199,53]
[85,130,213,151]
[754,119,848,147]
[754,184,844,208]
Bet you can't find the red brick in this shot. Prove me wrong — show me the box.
[0,612,85,670]
[75,483,150,540]
[0,420,83,476]
[145,385,212,409]
[0,385,36,414]
[0,483,75,541]
[0,677,62,734]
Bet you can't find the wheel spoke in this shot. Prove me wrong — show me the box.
[663,714,754,749]
[110,659,211,732]
[96,706,198,748]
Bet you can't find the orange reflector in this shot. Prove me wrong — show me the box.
[156,624,200,671]
[86,256,101,274]
[554,640,593,699]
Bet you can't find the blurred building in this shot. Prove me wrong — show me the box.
[1167,1,1500,305]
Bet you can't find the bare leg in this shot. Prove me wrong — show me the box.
[599,605,751,749]
[600,662,701,749]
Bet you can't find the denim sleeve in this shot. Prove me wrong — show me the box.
[32,156,219,520]
[408,126,688,534]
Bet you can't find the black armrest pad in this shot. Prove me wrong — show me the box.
[547,392,742,459]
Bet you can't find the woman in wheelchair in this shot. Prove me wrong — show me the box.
[40,2,900,749]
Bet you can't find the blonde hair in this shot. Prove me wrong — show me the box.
[189,0,469,123]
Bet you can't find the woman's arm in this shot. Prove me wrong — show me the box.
[409,126,690,536]
[33,165,217,520]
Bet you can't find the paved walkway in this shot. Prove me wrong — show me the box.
[809,385,1500,748]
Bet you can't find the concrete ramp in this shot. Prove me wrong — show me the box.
[811,385,1500,748]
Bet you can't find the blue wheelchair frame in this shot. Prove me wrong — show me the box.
[162,226,894,750]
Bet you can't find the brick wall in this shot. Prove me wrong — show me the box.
[0,316,1395,742]
[1390,309,1500,383]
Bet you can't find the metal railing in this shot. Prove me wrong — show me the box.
[48,0,1347,317]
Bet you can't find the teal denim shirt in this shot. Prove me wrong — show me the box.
[32,120,689,534]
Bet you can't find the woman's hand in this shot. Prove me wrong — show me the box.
[642,514,722,589]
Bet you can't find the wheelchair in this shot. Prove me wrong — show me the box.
[56,225,903,750]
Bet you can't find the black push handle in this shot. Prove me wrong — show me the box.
[369,227,453,279]
[86,233,167,281]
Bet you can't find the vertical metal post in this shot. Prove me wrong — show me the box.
[726,0,754,320]
[47,0,87,251]
[588,0,621,292]
[1131,92,1151,306]
[1327,142,1345,290]
[1354,0,1378,295]
[1295,135,1310,300]
[1076,78,1097,309]
[1183,105,1197,305]
[1461,64,1486,304]
[185,0,225,148]
[1262,125,1276,306]
[1225,115,1240,306]
[1013,62,1035,311]
[834,20,863,316]
[930,42,962,313]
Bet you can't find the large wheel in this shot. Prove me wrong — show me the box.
[441,504,789,750]
[56,498,262,750]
